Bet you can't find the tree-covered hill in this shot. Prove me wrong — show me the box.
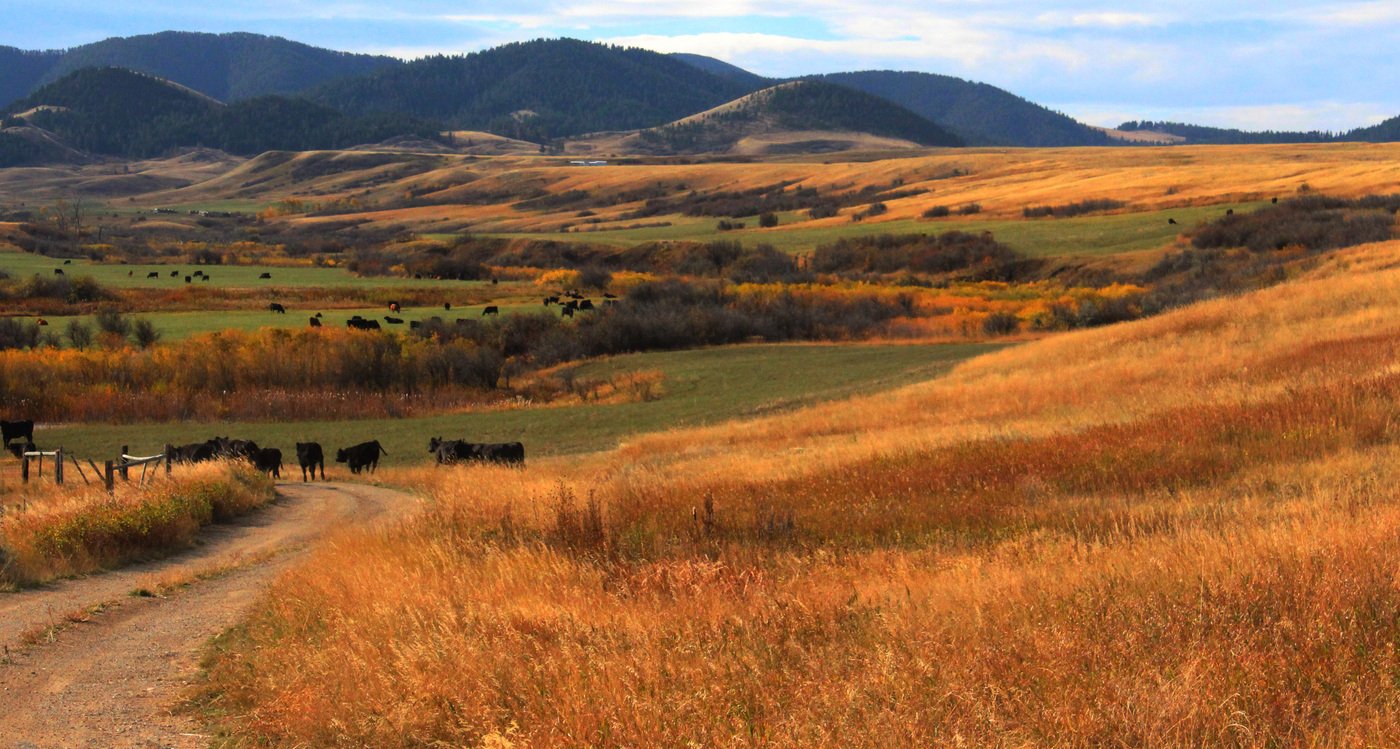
[1115,120,1333,145]
[0,32,398,108]
[310,38,764,141]
[668,53,772,90]
[818,70,1110,147]
[5,68,438,162]
[637,80,963,153]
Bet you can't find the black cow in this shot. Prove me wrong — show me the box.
[259,272,273,279]
[478,442,526,466]
[561,306,574,318]
[53,268,63,275]
[295,442,325,481]
[578,299,594,311]
[168,441,217,463]
[6,441,35,459]
[250,447,283,478]
[1226,208,1235,215]
[170,270,179,278]
[603,293,617,299]
[185,276,192,283]
[563,300,579,311]
[147,272,160,279]
[335,440,387,474]
[63,259,71,265]
[1167,218,1178,225]
[212,437,259,459]
[444,302,452,311]
[347,318,381,331]
[409,320,422,330]
[1,419,34,446]
[1272,197,1279,204]
[309,316,322,328]
[269,302,286,314]
[543,296,559,306]
[428,436,475,464]
[482,305,499,316]
[384,316,403,324]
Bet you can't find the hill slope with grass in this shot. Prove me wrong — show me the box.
[628,79,964,154]
[820,70,1110,147]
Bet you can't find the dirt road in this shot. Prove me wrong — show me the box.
[0,481,416,749]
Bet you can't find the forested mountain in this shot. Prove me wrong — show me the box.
[0,46,63,110]
[637,80,962,153]
[1340,116,1400,143]
[0,32,398,108]
[669,53,772,90]
[4,68,437,162]
[1115,121,1333,145]
[817,71,1110,147]
[311,38,765,141]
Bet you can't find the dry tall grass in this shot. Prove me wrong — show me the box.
[200,241,1400,746]
[0,461,273,586]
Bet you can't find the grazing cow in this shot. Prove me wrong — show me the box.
[269,302,286,314]
[1167,218,1178,225]
[384,316,403,324]
[63,259,72,265]
[429,436,474,465]
[578,299,594,311]
[250,447,283,478]
[561,306,574,318]
[1272,197,1279,204]
[5,441,36,459]
[482,305,499,316]
[259,272,273,279]
[170,270,179,278]
[147,271,160,279]
[202,275,211,282]
[53,268,63,275]
[1,419,34,446]
[347,318,381,331]
[36,319,47,326]
[185,276,192,283]
[309,316,322,328]
[389,302,401,313]
[603,293,617,299]
[478,442,526,466]
[213,437,259,459]
[543,296,558,306]
[335,440,387,474]
[444,302,452,311]
[315,312,323,318]
[563,300,579,311]
[168,441,216,464]
[194,270,204,277]
[1226,208,1234,216]
[295,442,325,481]
[128,270,133,277]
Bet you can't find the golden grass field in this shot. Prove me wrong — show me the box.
[193,235,1400,746]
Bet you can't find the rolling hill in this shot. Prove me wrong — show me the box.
[0,31,398,108]
[817,70,1111,147]
[622,80,963,154]
[1114,120,1334,145]
[4,68,438,162]
[309,38,766,142]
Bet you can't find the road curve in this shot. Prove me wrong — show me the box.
[0,481,417,749]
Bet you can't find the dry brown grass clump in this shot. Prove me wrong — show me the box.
[0,461,273,586]
[199,241,1400,746]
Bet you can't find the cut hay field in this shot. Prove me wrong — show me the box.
[8,341,995,481]
[196,240,1400,746]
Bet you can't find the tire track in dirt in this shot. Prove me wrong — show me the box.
[0,481,417,749]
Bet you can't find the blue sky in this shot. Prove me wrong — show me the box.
[1,1,1395,132]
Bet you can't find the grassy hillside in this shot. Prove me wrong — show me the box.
[821,70,1110,147]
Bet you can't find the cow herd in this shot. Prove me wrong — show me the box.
[428,437,525,465]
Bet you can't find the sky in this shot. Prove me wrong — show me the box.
[1,1,1396,132]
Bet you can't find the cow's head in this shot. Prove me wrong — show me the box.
[428,437,441,452]
[335,449,348,463]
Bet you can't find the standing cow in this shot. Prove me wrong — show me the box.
[336,440,388,474]
[1,419,34,446]
[296,442,325,481]
[251,447,283,478]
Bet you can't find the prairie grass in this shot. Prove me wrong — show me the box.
[199,240,1400,745]
[0,461,274,586]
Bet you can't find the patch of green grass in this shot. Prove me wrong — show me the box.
[486,203,1262,258]
[24,342,998,468]
[0,250,492,290]
[41,301,566,342]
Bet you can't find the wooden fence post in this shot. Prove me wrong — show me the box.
[120,445,129,482]
[21,455,29,484]
[104,461,114,494]
[55,448,64,486]
[164,444,172,477]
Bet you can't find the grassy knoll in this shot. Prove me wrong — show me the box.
[18,342,996,471]
[199,240,1400,746]
[488,202,1261,257]
[0,249,493,291]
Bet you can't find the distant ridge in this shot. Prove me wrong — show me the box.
[817,70,1111,147]
[668,53,772,90]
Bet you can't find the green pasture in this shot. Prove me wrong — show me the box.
[13,342,998,476]
[0,250,492,290]
[41,301,567,343]
[487,202,1262,258]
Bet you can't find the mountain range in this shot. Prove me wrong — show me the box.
[0,31,1397,166]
